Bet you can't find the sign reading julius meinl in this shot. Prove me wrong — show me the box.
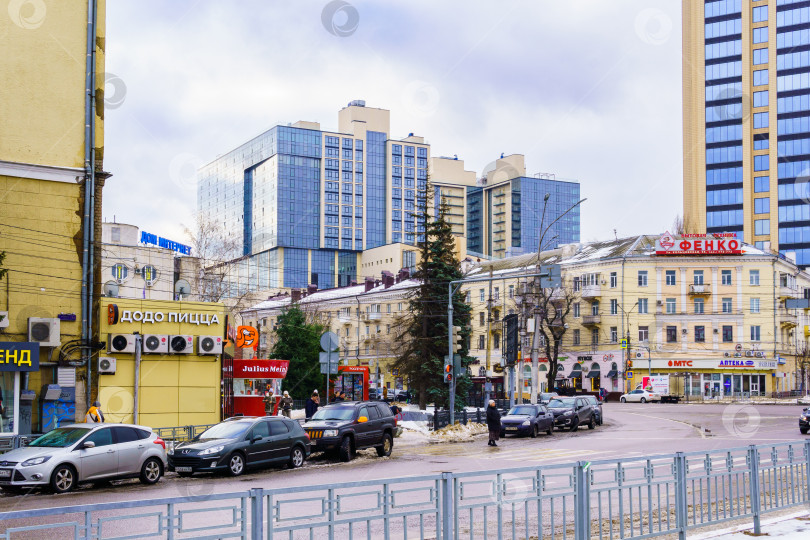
[655,232,741,256]
[232,359,289,378]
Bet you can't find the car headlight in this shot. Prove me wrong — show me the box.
[802,416,808,421]
[21,456,51,467]
[563,410,573,416]
[199,445,225,456]
[323,430,339,437]
[522,420,531,426]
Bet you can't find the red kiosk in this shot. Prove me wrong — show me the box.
[230,359,289,417]
[334,366,369,401]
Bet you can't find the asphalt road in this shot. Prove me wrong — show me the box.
[1,401,806,515]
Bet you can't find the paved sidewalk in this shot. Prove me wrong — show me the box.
[694,511,810,539]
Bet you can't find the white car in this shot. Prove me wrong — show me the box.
[0,423,167,493]
[619,389,661,403]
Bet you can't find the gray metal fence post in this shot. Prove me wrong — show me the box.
[441,472,453,540]
[805,440,810,505]
[575,461,591,540]
[674,452,688,540]
[748,445,762,535]
[250,488,264,540]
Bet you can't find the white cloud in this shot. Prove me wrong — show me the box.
[103,0,682,243]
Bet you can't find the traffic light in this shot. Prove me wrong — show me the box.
[451,326,462,352]
[627,360,634,369]
[444,356,453,384]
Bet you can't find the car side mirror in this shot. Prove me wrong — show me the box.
[82,441,96,449]
[251,436,262,443]
[357,416,368,423]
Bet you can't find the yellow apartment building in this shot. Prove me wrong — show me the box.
[0,1,107,436]
[463,234,810,400]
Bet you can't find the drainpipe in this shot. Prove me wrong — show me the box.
[133,333,142,424]
[81,0,98,408]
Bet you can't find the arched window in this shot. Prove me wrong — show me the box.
[591,362,600,373]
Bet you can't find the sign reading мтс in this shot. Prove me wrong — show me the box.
[0,342,40,372]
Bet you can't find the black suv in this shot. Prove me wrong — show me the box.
[800,408,810,434]
[581,395,604,425]
[547,397,598,431]
[304,401,396,462]
[168,416,310,477]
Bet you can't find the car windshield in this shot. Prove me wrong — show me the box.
[197,422,251,440]
[548,398,576,408]
[29,427,90,447]
[312,407,355,421]
[508,406,537,416]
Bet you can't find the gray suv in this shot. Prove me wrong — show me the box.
[547,397,598,431]
[0,424,167,493]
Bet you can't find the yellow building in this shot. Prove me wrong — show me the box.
[0,1,107,435]
[463,234,810,400]
[98,298,225,428]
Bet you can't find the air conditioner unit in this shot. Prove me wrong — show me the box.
[713,329,719,334]
[745,351,754,357]
[755,351,765,358]
[724,352,731,357]
[28,317,61,347]
[656,300,663,306]
[98,356,116,374]
[734,352,742,358]
[143,334,169,354]
[198,335,223,355]
[169,335,194,354]
[682,328,688,334]
[108,333,137,353]
[636,352,643,358]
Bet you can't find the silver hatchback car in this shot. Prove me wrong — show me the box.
[0,423,167,493]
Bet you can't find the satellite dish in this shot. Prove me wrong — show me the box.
[103,281,119,298]
[175,279,191,296]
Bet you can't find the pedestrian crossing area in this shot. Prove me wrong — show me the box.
[412,444,614,464]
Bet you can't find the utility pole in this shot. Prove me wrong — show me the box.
[485,268,493,404]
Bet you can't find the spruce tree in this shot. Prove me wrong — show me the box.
[393,180,472,411]
[270,306,326,400]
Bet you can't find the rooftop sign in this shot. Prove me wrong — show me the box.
[140,231,192,255]
[655,232,741,256]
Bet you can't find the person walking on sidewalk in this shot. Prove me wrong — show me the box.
[486,400,501,447]
[280,391,293,418]
[85,401,105,423]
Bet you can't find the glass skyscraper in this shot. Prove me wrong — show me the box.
[197,102,429,289]
[684,1,810,266]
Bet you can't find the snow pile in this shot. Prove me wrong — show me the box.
[429,422,488,443]
[398,420,430,435]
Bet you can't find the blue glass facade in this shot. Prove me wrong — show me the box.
[466,187,484,254]
[518,177,580,252]
[777,0,810,266]
[366,131,387,248]
[703,0,744,236]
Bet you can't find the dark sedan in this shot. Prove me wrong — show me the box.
[547,397,597,431]
[168,417,310,477]
[500,405,554,438]
[800,408,810,434]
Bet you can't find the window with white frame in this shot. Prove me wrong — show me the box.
[694,297,705,314]
[610,299,618,315]
[750,326,761,341]
[573,303,580,318]
[750,298,760,313]
[638,271,648,286]
[750,270,760,285]
[610,272,617,288]
[665,270,676,286]
[666,298,676,314]
[722,298,732,313]
[638,298,648,314]
[721,270,732,285]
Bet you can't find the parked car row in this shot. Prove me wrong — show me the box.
[500,396,604,437]
[0,400,397,494]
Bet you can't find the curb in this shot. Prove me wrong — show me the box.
[690,510,809,539]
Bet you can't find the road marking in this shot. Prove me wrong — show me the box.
[622,411,708,438]
[413,445,611,464]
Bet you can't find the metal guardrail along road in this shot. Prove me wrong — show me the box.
[1,440,809,539]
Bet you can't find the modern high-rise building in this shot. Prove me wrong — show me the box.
[466,155,581,259]
[684,1,810,266]
[198,102,476,290]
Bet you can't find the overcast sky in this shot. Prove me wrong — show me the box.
[102,0,683,245]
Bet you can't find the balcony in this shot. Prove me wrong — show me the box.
[489,320,503,332]
[582,315,601,326]
[779,310,797,329]
[338,314,353,325]
[688,283,711,295]
[580,284,601,299]
[364,312,382,322]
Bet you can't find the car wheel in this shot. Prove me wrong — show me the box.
[139,457,163,485]
[620,397,626,403]
[531,425,538,438]
[376,433,393,457]
[570,419,579,432]
[289,446,305,468]
[50,464,77,494]
[801,427,809,435]
[227,452,245,477]
[339,436,355,462]
[588,417,596,430]
[640,398,647,403]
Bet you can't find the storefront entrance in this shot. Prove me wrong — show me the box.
[689,373,766,398]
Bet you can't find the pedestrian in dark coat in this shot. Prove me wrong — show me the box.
[305,391,319,420]
[485,400,501,446]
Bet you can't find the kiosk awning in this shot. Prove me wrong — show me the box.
[568,370,582,379]
[606,370,618,378]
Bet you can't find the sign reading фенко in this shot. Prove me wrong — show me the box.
[0,342,40,372]
[655,232,741,256]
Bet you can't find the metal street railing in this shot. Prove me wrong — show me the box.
[1,440,808,539]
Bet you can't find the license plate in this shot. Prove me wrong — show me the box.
[506,427,518,431]
[175,467,192,473]
[0,469,11,478]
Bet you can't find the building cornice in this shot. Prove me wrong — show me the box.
[0,160,85,184]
